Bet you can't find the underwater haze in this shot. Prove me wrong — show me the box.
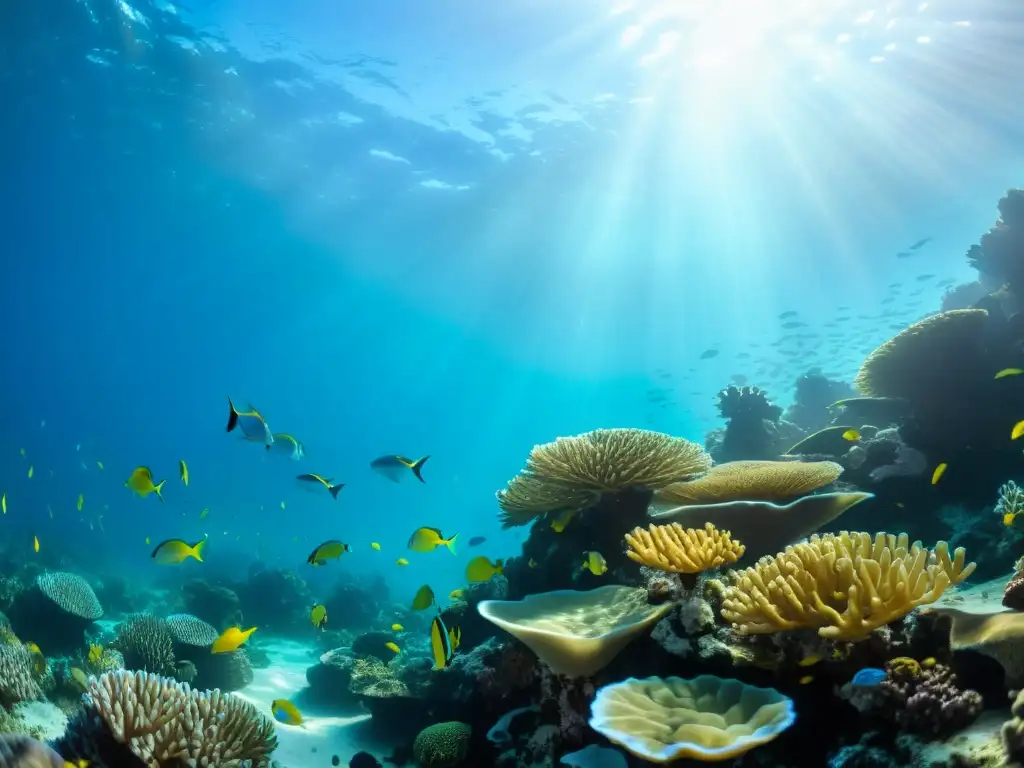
[3,0,1024,766]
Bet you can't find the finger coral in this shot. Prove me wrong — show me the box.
[720,531,975,640]
[55,669,277,767]
[655,460,843,506]
[625,522,745,574]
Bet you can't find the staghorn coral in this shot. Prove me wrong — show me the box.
[55,669,276,767]
[0,645,43,710]
[412,722,471,768]
[625,522,745,574]
[655,460,843,506]
[854,309,989,400]
[721,531,975,640]
[111,614,175,676]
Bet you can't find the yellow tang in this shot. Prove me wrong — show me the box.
[996,368,1024,379]
[386,642,401,654]
[152,537,207,565]
[125,467,166,502]
[581,551,608,576]
[212,626,257,654]
[391,623,404,631]
[310,604,327,629]
[371,542,381,551]
[225,397,274,446]
[271,699,303,726]
[33,535,39,553]
[429,614,455,670]
[26,642,45,675]
[411,584,435,611]
[550,509,576,533]
[407,527,458,554]
[77,493,84,512]
[1013,421,1024,441]
[179,460,189,486]
[465,556,504,583]
[306,540,351,565]
[931,462,947,485]
[395,558,409,566]
[841,429,860,442]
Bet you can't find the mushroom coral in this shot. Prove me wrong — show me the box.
[588,675,795,762]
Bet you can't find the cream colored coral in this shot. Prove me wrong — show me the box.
[497,473,599,528]
[625,522,745,574]
[720,531,975,641]
[655,460,843,506]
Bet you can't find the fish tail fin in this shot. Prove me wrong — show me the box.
[191,537,208,562]
[329,483,345,500]
[154,480,166,503]
[411,455,430,483]
[445,533,458,556]
[226,398,239,432]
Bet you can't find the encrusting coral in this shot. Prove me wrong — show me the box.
[412,721,472,768]
[624,522,744,574]
[721,531,975,640]
[54,669,277,766]
[653,460,843,507]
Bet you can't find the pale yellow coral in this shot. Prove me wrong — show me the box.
[654,461,843,506]
[625,522,745,574]
[720,531,975,641]
[497,473,599,529]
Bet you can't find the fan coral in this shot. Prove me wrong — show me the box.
[721,531,975,640]
[624,522,745,574]
[0,645,43,709]
[55,669,277,767]
[112,614,175,676]
[412,722,471,768]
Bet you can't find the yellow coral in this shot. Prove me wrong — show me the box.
[625,522,745,574]
[720,531,975,641]
[655,461,843,506]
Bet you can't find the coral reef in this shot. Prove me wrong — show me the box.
[7,572,103,655]
[710,384,786,462]
[235,565,312,636]
[180,578,242,630]
[786,369,856,433]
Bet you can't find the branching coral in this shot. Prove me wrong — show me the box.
[721,531,975,640]
[625,522,745,574]
[55,669,277,767]
[716,385,782,423]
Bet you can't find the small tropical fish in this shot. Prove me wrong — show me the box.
[77,493,84,512]
[296,473,345,499]
[395,558,409,566]
[581,551,608,576]
[151,537,207,565]
[996,368,1024,380]
[65,759,90,768]
[179,460,189,486]
[27,465,33,479]
[449,589,464,600]
[2,493,6,515]
[386,642,401,654]
[391,623,404,632]
[69,667,89,692]
[408,527,458,554]
[1006,512,1019,528]
[371,454,431,483]
[310,604,327,629]
[550,509,576,533]
[125,467,166,501]
[225,398,274,447]
[26,642,45,675]
[931,463,947,485]
[430,614,455,670]
[412,584,435,611]
[33,535,39,553]
[841,429,860,442]
[528,558,538,568]
[371,542,381,551]
[199,508,210,520]
[280,501,285,510]
[88,644,103,665]
[798,675,814,685]
[465,556,504,583]
[449,626,461,651]
[798,655,822,667]
[271,699,304,726]
[96,461,104,470]
[468,536,487,547]
[851,667,887,687]
[306,540,351,565]
[19,448,25,457]
[211,626,257,653]
[922,657,937,668]
[1013,421,1024,441]
[269,434,305,460]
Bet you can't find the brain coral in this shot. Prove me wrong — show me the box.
[36,572,103,619]
[412,722,471,768]
[55,669,277,767]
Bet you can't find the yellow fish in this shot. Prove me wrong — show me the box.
[550,509,576,533]
[996,368,1024,379]
[931,462,947,485]
[211,626,257,653]
[1006,512,1019,527]
[465,556,504,583]
[125,467,166,502]
[88,644,103,665]
[225,397,274,446]
[841,429,860,442]
[77,493,84,512]
[407,527,458,554]
[33,535,39,553]
[1013,421,1024,441]
[449,626,461,651]
[386,641,401,654]
[179,460,189,486]
[310,604,327,630]
[412,584,435,611]
[448,589,464,600]
[430,614,454,670]
[371,542,381,551]
[391,623,404,632]
[799,655,822,667]
[922,657,937,668]
[581,551,608,576]
[199,508,210,519]
[27,465,33,479]
[151,537,207,565]
[2,492,6,515]
[799,675,814,685]
[306,540,351,565]
[96,461,104,470]
[69,667,88,692]
[395,558,410,566]
[26,642,46,675]
[271,699,304,727]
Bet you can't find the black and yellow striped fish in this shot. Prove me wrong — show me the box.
[430,613,455,670]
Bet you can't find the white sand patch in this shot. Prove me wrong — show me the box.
[14,700,68,740]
